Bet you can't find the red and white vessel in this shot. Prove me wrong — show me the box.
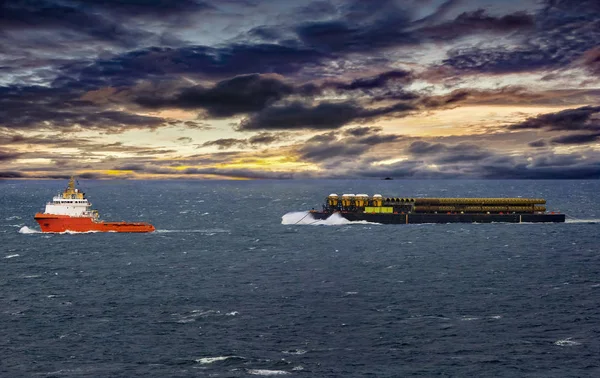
[34,177,155,233]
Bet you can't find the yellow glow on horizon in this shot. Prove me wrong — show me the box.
[217,156,319,171]
[101,170,134,176]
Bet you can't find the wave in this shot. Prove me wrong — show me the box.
[554,338,581,346]
[565,218,600,224]
[18,226,40,234]
[248,370,290,376]
[282,349,307,355]
[155,228,230,234]
[4,254,20,259]
[18,226,105,235]
[195,356,242,364]
[281,211,379,226]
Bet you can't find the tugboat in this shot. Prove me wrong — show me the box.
[309,194,565,224]
[34,177,155,233]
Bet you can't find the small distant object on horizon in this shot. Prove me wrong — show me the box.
[383,177,393,180]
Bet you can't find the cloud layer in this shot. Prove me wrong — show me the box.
[1,0,599,179]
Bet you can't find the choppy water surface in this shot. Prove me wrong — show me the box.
[1,180,599,377]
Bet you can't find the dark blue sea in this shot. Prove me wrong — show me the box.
[1,180,599,377]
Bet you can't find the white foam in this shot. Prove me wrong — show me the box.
[248,370,290,376]
[566,218,600,224]
[554,338,581,346]
[18,226,40,234]
[195,356,237,364]
[62,230,100,234]
[155,229,229,233]
[282,349,307,355]
[18,226,103,235]
[281,211,379,226]
[226,311,239,316]
[4,254,19,259]
[5,216,22,220]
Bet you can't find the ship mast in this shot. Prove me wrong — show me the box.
[63,176,84,199]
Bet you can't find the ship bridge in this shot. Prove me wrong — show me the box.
[44,177,96,217]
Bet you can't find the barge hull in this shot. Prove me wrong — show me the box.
[311,212,565,224]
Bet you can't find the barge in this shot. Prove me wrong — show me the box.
[309,194,565,224]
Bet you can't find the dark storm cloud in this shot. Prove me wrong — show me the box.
[343,126,382,137]
[113,164,147,172]
[294,0,534,54]
[323,70,413,91]
[77,142,173,154]
[353,148,600,180]
[479,160,600,179]
[407,141,493,163]
[62,44,327,89]
[238,101,414,131]
[550,133,600,145]
[75,0,213,16]
[299,142,369,162]
[0,133,91,147]
[201,138,246,150]
[133,69,417,119]
[0,171,25,178]
[419,9,534,40]
[200,132,287,149]
[248,132,286,145]
[297,129,401,162]
[508,106,600,132]
[442,0,600,74]
[0,0,147,45]
[135,74,295,117]
[407,141,447,155]
[528,139,547,148]
[0,85,168,132]
[0,149,22,161]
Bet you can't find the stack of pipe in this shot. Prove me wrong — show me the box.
[409,198,546,214]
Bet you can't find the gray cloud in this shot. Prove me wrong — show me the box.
[0,85,168,132]
[441,0,600,74]
[509,106,600,131]
[238,101,414,131]
[0,171,25,178]
[200,132,287,149]
[297,129,401,162]
[550,133,600,145]
[0,149,22,161]
[135,74,295,117]
[407,141,492,164]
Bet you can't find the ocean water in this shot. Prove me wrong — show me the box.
[1,179,599,377]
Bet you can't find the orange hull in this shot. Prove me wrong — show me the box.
[34,213,155,233]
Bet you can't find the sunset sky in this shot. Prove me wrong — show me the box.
[1,0,599,179]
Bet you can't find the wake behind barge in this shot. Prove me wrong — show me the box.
[310,194,565,224]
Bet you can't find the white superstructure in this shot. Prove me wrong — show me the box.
[43,177,97,218]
